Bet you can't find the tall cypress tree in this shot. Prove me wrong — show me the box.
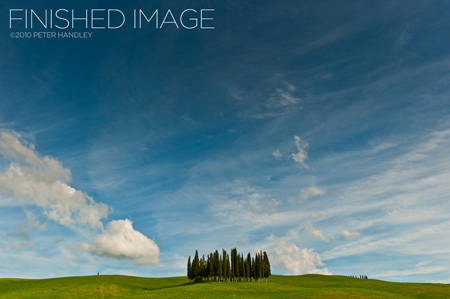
[263,251,271,283]
[259,251,264,282]
[243,259,247,282]
[222,249,227,280]
[213,250,220,281]
[252,257,256,282]
[209,252,214,282]
[230,248,235,282]
[201,255,206,281]
[206,254,211,282]
[227,253,231,282]
[241,254,244,281]
[255,253,259,282]
[187,256,192,282]
[218,255,223,282]
[192,250,200,279]
[237,253,241,281]
[240,254,244,280]
[247,252,252,282]
[235,249,239,282]
[230,248,234,281]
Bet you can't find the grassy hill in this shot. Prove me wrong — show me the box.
[0,274,449,298]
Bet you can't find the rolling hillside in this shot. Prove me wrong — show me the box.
[0,274,449,298]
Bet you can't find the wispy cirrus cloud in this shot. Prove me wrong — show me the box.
[292,136,309,169]
[339,230,360,240]
[376,261,445,278]
[232,80,303,120]
[300,186,326,202]
[322,221,450,261]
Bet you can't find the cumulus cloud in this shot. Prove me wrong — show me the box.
[0,132,110,228]
[272,149,283,160]
[304,220,330,242]
[80,219,160,266]
[292,136,309,168]
[339,230,360,240]
[0,132,39,164]
[0,131,161,266]
[300,186,326,202]
[268,236,331,275]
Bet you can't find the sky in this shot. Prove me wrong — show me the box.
[1,0,450,283]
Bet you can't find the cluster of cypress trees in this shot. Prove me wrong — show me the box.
[187,248,271,283]
[349,275,368,279]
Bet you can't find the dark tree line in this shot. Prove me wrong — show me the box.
[187,248,271,283]
[349,275,368,279]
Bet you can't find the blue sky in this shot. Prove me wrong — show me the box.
[1,0,450,282]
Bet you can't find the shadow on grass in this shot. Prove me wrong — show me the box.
[140,282,192,292]
[140,280,231,292]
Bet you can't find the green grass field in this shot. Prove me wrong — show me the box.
[0,274,448,298]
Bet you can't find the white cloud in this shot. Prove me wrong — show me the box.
[300,186,326,202]
[0,132,40,165]
[339,230,360,240]
[80,219,160,266]
[292,136,309,168]
[370,142,397,153]
[272,149,282,160]
[322,221,450,261]
[304,220,330,242]
[309,128,450,262]
[268,88,301,107]
[9,240,35,251]
[310,212,321,219]
[0,131,161,267]
[375,261,445,278]
[268,236,331,275]
[0,132,110,228]
[231,78,302,119]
